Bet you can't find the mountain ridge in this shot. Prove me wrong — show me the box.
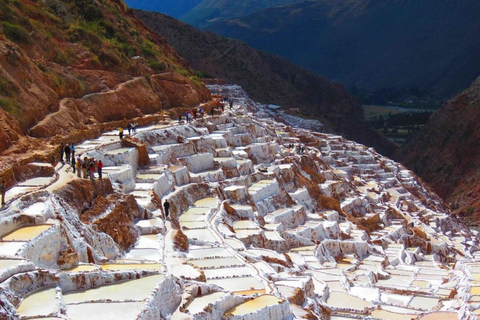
[202,0,480,100]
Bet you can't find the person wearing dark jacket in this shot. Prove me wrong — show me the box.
[163,199,170,219]
[64,144,71,164]
[0,180,6,206]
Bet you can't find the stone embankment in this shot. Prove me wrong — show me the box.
[0,85,478,319]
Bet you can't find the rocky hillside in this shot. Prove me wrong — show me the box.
[204,0,480,100]
[134,10,396,156]
[0,0,210,167]
[395,76,480,225]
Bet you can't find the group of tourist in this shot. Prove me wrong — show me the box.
[119,122,138,140]
[287,143,306,154]
[75,156,103,181]
[181,107,205,124]
[55,144,103,181]
[58,143,76,164]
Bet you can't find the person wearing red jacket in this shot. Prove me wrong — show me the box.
[97,160,103,180]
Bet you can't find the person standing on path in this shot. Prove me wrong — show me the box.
[72,155,76,174]
[76,156,82,178]
[89,159,95,182]
[71,144,76,159]
[64,144,71,164]
[82,157,88,179]
[97,160,103,180]
[127,123,132,135]
[119,127,124,140]
[0,180,6,207]
[163,199,170,219]
[59,143,64,163]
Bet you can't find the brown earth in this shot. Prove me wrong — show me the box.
[395,76,480,226]
[0,0,210,178]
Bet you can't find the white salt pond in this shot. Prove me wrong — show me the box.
[18,177,53,186]
[180,221,208,229]
[186,292,226,314]
[5,186,37,201]
[370,309,419,320]
[326,291,372,311]
[189,257,245,269]
[203,266,254,279]
[63,274,164,303]
[22,202,47,215]
[224,295,283,316]
[188,247,233,259]
[183,229,217,242]
[66,301,146,320]
[0,242,26,256]
[1,225,52,241]
[135,235,160,249]
[100,263,161,271]
[124,248,161,261]
[194,197,218,208]
[208,276,264,292]
[16,288,57,318]
[65,265,99,272]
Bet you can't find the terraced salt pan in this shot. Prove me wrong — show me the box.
[16,288,57,318]
[65,264,99,272]
[18,177,53,186]
[100,263,161,271]
[66,302,145,320]
[103,148,133,155]
[1,225,52,241]
[194,197,218,208]
[135,235,160,249]
[135,174,162,182]
[233,220,259,229]
[22,202,47,216]
[326,291,372,311]
[5,186,37,201]
[224,295,283,316]
[408,296,439,310]
[63,274,164,303]
[188,247,233,259]
[370,309,419,320]
[180,221,208,229]
[183,229,217,242]
[124,248,160,261]
[208,276,264,292]
[186,292,227,314]
[189,257,245,269]
[225,238,246,250]
[203,266,254,279]
[0,241,26,255]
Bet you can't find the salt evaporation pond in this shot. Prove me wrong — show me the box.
[63,274,164,303]
[224,295,283,316]
[16,288,57,318]
[194,197,218,208]
[66,302,146,320]
[186,292,226,314]
[2,225,52,241]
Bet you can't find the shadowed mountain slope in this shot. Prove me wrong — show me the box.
[135,9,397,155]
[205,0,480,100]
[395,76,480,223]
